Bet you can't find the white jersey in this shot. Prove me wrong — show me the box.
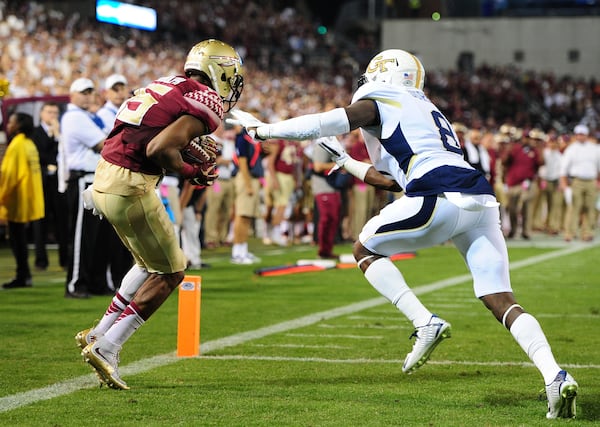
[351,82,493,197]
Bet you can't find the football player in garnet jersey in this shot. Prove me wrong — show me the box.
[229,49,577,419]
[75,39,244,390]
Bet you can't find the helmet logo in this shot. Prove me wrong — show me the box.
[366,56,396,74]
[209,55,241,67]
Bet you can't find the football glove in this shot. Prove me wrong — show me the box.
[316,136,349,169]
[181,162,219,186]
[226,109,266,139]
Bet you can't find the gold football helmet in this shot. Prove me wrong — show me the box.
[184,39,244,112]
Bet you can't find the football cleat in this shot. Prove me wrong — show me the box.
[402,315,451,374]
[82,339,129,390]
[75,328,100,350]
[545,370,578,419]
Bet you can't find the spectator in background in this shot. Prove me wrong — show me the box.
[31,102,68,270]
[310,143,342,259]
[231,126,264,264]
[0,112,44,288]
[534,132,564,235]
[502,129,544,239]
[347,130,376,240]
[263,137,301,246]
[560,124,600,242]
[203,124,236,249]
[97,74,129,130]
[61,77,111,298]
[180,180,209,269]
[464,128,491,182]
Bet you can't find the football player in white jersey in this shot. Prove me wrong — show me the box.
[229,49,577,419]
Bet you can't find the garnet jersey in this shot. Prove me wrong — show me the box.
[101,75,223,175]
[273,139,299,175]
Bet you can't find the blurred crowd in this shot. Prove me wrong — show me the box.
[1,1,600,284]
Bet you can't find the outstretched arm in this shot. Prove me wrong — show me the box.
[228,100,379,141]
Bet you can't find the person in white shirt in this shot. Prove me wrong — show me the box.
[97,74,129,131]
[559,124,600,241]
[229,49,578,419]
[61,77,109,298]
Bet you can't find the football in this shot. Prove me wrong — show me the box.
[181,135,219,165]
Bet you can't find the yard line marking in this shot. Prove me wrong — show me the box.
[348,315,411,321]
[0,242,596,413]
[318,324,407,330]
[250,344,352,349]
[285,333,384,339]
[200,354,600,370]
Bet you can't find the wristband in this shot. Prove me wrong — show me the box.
[343,157,371,181]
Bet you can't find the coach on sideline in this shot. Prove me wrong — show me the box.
[61,77,112,298]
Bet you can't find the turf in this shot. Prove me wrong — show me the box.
[0,237,599,426]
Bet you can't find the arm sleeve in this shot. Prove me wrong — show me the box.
[256,108,350,141]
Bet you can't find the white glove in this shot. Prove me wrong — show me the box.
[316,136,349,170]
[226,109,266,139]
[81,185,103,219]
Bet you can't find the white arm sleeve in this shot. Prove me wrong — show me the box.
[256,108,350,141]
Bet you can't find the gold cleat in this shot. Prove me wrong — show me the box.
[81,341,129,390]
[75,328,96,350]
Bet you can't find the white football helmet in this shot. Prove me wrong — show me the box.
[359,49,425,90]
[184,39,244,112]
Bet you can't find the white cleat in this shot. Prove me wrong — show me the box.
[402,315,451,374]
[545,370,578,419]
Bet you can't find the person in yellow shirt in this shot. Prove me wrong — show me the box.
[0,112,45,288]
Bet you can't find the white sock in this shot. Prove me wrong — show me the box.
[104,302,145,348]
[271,224,281,240]
[119,264,150,301]
[509,313,561,384]
[93,293,129,336]
[364,257,432,327]
[232,243,248,258]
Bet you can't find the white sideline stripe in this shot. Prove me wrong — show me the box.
[200,354,600,370]
[0,242,596,413]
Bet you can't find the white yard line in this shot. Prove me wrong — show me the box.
[0,242,597,413]
[200,354,600,370]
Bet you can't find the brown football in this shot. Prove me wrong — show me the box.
[181,136,218,165]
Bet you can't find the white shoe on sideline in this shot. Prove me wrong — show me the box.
[231,253,261,265]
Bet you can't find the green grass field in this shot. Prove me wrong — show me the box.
[1,236,599,426]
